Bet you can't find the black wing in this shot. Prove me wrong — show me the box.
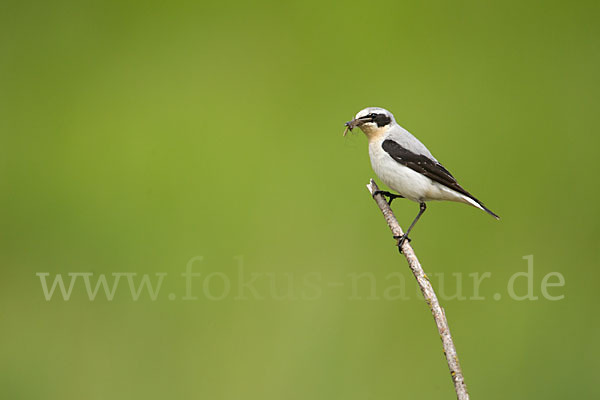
[381,139,500,219]
[381,139,475,200]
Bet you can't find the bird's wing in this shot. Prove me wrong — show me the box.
[381,139,474,200]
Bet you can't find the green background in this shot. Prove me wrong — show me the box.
[1,0,598,399]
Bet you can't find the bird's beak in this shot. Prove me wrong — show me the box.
[343,118,364,136]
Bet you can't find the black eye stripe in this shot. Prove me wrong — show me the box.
[373,113,391,127]
[359,112,391,127]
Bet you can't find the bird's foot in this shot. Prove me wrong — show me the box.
[393,234,411,253]
[373,190,404,206]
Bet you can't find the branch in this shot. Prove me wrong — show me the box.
[366,179,469,400]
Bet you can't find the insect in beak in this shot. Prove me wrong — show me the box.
[343,119,360,136]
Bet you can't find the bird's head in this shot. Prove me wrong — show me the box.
[343,107,395,139]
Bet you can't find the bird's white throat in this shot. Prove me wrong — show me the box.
[359,124,390,142]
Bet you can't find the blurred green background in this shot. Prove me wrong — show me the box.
[1,0,599,399]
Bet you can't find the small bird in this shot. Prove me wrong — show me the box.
[344,107,499,251]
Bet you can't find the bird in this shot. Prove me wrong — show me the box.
[344,106,499,252]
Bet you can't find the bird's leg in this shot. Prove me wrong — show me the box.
[372,190,404,206]
[394,202,427,253]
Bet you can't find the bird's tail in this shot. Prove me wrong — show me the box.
[461,195,500,220]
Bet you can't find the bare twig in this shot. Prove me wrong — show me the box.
[366,179,469,400]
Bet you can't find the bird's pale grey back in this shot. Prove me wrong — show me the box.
[386,123,438,162]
